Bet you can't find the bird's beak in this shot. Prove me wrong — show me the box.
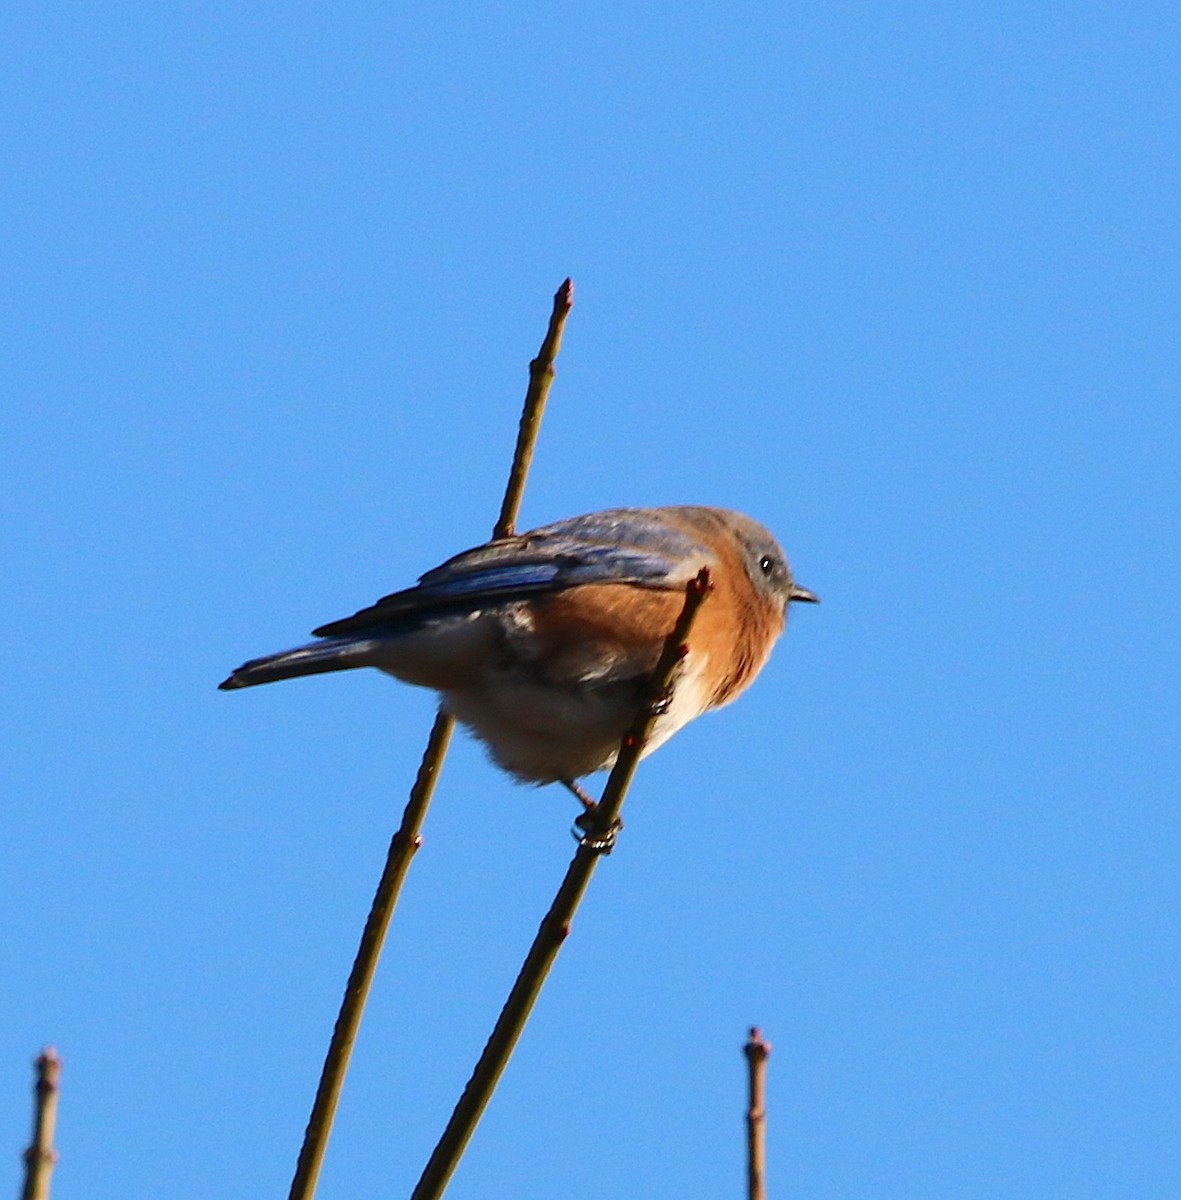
[789,584,819,604]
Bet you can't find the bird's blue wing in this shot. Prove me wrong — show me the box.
[312,508,712,638]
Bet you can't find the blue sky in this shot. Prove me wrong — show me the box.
[3,4,1178,1197]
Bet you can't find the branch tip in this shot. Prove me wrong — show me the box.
[21,1046,61,1200]
[744,1025,770,1200]
[290,285,569,1200]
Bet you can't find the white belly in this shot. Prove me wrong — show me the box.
[440,651,713,784]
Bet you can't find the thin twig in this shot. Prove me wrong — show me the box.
[411,568,713,1200]
[288,279,574,1200]
[744,1027,771,1200]
[20,1047,60,1200]
[496,278,573,539]
[288,717,452,1200]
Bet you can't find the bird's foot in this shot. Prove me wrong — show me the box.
[563,779,622,854]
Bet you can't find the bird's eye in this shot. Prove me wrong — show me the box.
[759,555,776,574]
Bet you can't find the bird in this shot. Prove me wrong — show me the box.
[219,505,817,793]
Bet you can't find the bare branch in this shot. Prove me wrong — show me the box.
[288,281,572,1200]
[20,1047,60,1200]
[744,1027,771,1200]
[495,278,573,539]
[411,569,712,1200]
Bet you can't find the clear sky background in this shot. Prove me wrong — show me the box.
[3,4,1178,1198]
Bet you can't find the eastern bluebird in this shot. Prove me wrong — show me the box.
[219,506,817,790]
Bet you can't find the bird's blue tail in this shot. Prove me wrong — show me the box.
[218,638,381,690]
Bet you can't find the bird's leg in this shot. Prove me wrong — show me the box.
[562,778,597,812]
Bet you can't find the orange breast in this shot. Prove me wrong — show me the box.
[526,552,783,709]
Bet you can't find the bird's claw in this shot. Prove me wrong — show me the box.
[571,806,623,854]
[561,778,621,852]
